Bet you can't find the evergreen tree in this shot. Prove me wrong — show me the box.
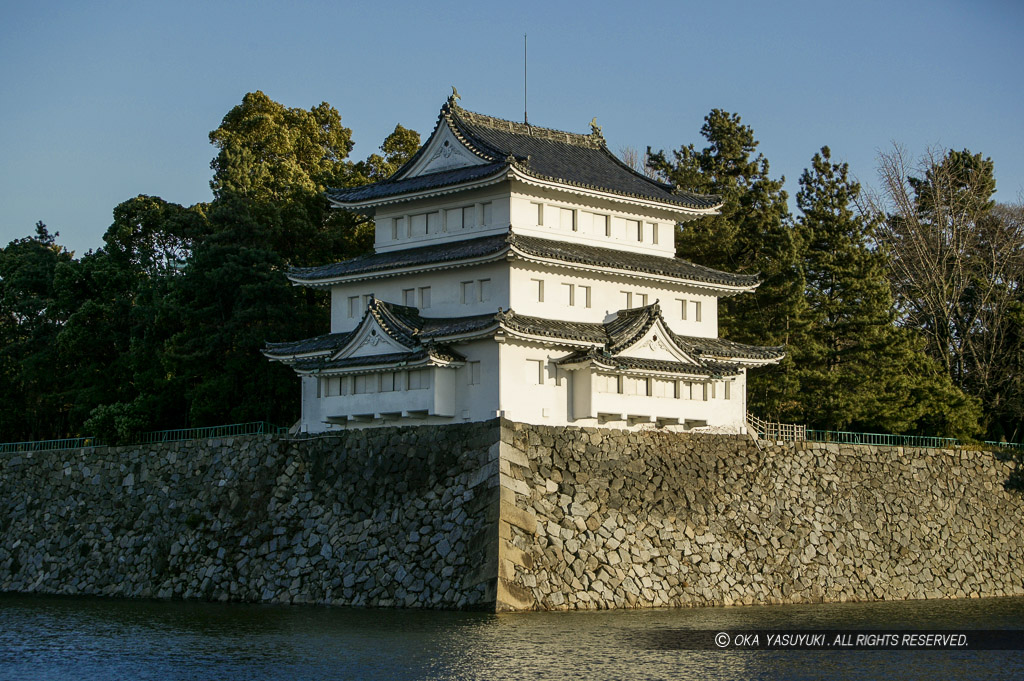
[0,223,73,439]
[54,196,206,441]
[164,93,420,427]
[647,110,805,420]
[792,147,980,436]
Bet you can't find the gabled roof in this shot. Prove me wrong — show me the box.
[496,304,785,366]
[262,298,496,372]
[326,97,721,211]
[265,301,782,377]
[287,231,760,291]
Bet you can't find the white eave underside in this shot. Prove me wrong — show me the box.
[326,166,718,218]
[287,248,755,295]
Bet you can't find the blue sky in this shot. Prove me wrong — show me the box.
[2,0,1021,255]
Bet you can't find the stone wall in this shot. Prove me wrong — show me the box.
[495,421,1024,610]
[0,421,501,609]
[2,419,1022,611]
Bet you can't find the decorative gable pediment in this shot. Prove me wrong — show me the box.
[399,124,490,179]
[332,316,414,360]
[614,317,697,365]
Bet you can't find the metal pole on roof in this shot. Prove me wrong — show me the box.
[524,33,528,125]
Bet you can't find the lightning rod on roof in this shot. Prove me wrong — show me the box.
[524,33,528,125]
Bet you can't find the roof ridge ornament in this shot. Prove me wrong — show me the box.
[589,117,605,144]
[449,86,461,106]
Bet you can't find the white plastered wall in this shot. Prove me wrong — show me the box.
[329,261,511,333]
[300,338,500,432]
[508,261,719,338]
[498,339,747,431]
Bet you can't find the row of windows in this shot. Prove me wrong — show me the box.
[349,289,433,318]
[594,374,731,400]
[321,363,483,397]
[531,202,660,245]
[386,202,494,241]
[522,278,703,322]
[460,279,492,304]
[530,279,592,308]
[322,369,432,397]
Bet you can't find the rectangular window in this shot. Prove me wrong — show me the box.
[710,382,717,399]
[389,218,398,240]
[653,378,674,398]
[411,213,427,236]
[463,206,477,230]
[701,383,708,401]
[468,361,481,385]
[678,298,687,320]
[362,294,373,310]
[624,376,650,396]
[534,202,544,226]
[446,207,463,230]
[479,278,492,302]
[354,374,377,394]
[395,217,407,237]
[348,296,360,318]
[527,359,545,385]
[622,291,633,308]
[419,287,431,309]
[532,278,544,302]
[403,289,415,306]
[559,207,576,231]
[580,285,592,308]
[482,202,493,226]
[593,213,609,237]
[679,381,691,400]
[427,212,441,234]
[407,369,431,390]
[625,219,641,241]
[325,377,341,397]
[724,381,731,400]
[380,372,396,393]
[693,301,702,322]
[562,282,575,306]
[461,281,473,304]
[650,222,659,244]
[636,292,648,307]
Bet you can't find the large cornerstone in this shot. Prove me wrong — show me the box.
[1,422,1022,610]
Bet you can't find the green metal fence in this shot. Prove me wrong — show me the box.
[805,429,961,449]
[137,421,288,444]
[0,437,104,454]
[0,421,288,454]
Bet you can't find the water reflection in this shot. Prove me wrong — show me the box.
[1,595,1022,680]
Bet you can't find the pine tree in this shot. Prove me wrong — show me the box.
[647,110,805,420]
[793,147,980,436]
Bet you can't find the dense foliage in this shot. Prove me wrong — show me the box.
[0,92,419,442]
[0,93,1019,442]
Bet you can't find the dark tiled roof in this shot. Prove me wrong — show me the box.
[497,305,784,364]
[288,232,758,289]
[668,331,785,362]
[419,313,499,338]
[508,234,760,289]
[264,299,498,364]
[326,162,507,205]
[326,99,720,210]
[449,105,719,209]
[293,345,465,373]
[495,311,607,344]
[288,233,510,284]
[264,331,353,357]
[555,349,741,378]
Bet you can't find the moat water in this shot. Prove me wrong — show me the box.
[1,594,1023,680]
